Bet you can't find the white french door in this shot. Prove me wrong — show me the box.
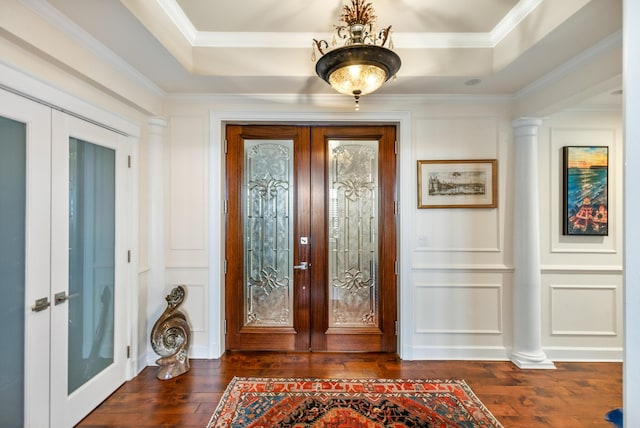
[50,110,130,427]
[0,89,131,427]
[0,88,52,428]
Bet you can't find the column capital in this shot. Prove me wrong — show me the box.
[149,116,167,127]
[512,117,543,138]
[148,116,167,137]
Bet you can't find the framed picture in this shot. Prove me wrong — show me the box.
[417,159,497,208]
[563,146,608,236]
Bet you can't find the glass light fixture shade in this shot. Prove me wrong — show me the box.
[316,45,401,97]
[328,64,386,96]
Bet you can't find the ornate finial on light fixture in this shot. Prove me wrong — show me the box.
[312,0,401,109]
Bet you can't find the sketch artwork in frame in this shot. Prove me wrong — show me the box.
[563,146,608,236]
[417,159,497,208]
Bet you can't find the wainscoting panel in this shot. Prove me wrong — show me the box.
[542,271,623,360]
[550,284,617,336]
[414,283,502,334]
[167,116,208,267]
[166,268,210,357]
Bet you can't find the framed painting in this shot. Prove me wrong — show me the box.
[417,159,497,208]
[563,146,608,235]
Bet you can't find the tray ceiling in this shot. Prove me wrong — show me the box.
[38,0,622,97]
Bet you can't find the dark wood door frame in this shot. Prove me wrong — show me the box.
[224,123,397,352]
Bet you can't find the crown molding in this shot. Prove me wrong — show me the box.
[157,0,197,42]
[20,0,165,96]
[490,0,544,45]
[515,30,622,100]
[158,0,542,50]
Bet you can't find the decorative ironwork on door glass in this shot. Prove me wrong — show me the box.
[244,140,294,327]
[328,139,379,327]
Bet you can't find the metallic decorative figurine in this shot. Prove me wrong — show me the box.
[150,285,191,380]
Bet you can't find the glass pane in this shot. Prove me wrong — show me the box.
[328,139,379,327]
[243,140,294,327]
[0,117,26,426]
[68,138,115,394]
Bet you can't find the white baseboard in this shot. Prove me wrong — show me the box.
[544,346,623,362]
[403,345,510,361]
[403,345,622,362]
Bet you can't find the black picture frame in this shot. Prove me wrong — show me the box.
[562,146,609,236]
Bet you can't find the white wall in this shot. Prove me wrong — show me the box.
[624,0,640,423]
[539,110,623,361]
[0,0,625,369]
[162,96,623,362]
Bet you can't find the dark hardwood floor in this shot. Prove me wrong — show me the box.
[76,352,621,427]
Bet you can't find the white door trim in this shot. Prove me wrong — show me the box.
[208,110,413,359]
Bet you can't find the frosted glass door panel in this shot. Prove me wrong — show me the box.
[244,140,295,327]
[68,137,116,394]
[0,116,26,427]
[51,109,128,428]
[327,139,379,327]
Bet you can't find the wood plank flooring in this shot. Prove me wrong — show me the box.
[76,352,621,427]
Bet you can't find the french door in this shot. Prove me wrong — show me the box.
[225,125,397,352]
[0,89,130,427]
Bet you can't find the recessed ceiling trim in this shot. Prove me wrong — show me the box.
[159,0,542,50]
[515,30,622,100]
[191,31,495,49]
[20,0,164,95]
[393,33,494,49]
[490,0,543,45]
[193,32,332,48]
[158,0,198,43]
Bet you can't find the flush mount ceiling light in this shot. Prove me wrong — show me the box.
[312,0,401,110]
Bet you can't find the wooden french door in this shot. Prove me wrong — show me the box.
[225,124,397,352]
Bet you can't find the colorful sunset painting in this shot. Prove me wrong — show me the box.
[563,146,608,236]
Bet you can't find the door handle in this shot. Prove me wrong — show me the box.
[293,261,308,270]
[31,297,50,312]
[54,291,80,305]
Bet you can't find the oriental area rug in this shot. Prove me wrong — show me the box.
[207,377,503,428]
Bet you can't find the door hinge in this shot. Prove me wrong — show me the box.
[394,140,398,154]
[127,345,131,359]
[394,321,398,335]
[224,259,227,274]
[394,201,398,215]
[224,139,228,154]
[127,250,131,263]
[394,260,398,275]
[127,155,132,168]
[224,199,228,214]
[224,319,227,334]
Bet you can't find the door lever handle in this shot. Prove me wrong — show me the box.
[293,261,308,270]
[31,297,50,312]
[54,291,80,305]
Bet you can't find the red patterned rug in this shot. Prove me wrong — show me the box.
[207,377,503,427]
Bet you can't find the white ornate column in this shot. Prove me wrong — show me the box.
[147,116,167,361]
[511,117,555,369]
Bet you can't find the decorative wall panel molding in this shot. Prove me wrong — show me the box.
[414,283,502,334]
[547,127,620,255]
[167,116,208,267]
[412,264,513,272]
[550,284,618,336]
[541,265,622,274]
